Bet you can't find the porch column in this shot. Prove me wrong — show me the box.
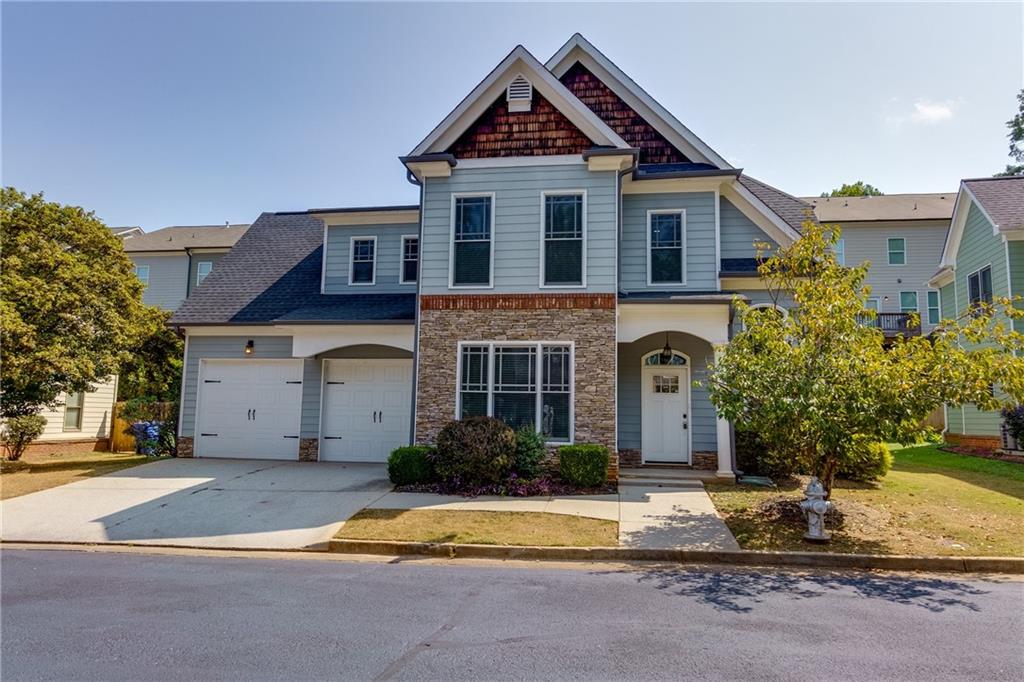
[713,347,734,478]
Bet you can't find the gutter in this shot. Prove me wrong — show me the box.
[632,168,742,182]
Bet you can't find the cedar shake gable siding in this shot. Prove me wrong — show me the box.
[560,61,690,166]
[447,93,593,158]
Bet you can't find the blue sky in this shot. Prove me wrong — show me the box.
[3,2,1021,231]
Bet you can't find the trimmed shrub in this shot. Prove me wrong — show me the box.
[838,439,893,482]
[558,444,609,488]
[388,445,436,486]
[434,417,515,488]
[1,414,47,461]
[514,427,547,478]
[1002,405,1024,443]
[735,428,799,480]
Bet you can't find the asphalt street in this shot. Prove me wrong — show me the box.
[2,548,1021,681]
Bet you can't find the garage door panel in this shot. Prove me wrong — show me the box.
[321,358,412,462]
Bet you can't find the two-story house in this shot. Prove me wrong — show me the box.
[169,34,813,477]
[27,223,248,454]
[929,175,1024,448]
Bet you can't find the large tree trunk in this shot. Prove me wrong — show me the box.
[817,455,839,499]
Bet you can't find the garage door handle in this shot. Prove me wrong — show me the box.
[372,410,378,423]
[379,411,383,423]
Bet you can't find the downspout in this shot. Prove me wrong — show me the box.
[405,169,423,446]
[185,249,194,297]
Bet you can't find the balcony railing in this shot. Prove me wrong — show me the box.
[867,312,921,336]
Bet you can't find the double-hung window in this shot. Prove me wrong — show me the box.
[899,291,918,314]
[458,343,572,442]
[648,210,685,285]
[927,290,941,325]
[542,192,584,286]
[452,195,493,287]
[967,266,993,313]
[63,391,84,431]
[833,238,845,266]
[133,265,150,288]
[349,237,376,285]
[401,236,419,284]
[887,237,906,265]
[196,261,213,287]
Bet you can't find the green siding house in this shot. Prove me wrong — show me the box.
[929,176,1024,447]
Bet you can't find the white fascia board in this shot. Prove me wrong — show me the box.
[410,45,628,156]
[721,181,801,246]
[317,210,420,226]
[927,266,955,289]
[939,184,972,268]
[546,34,732,170]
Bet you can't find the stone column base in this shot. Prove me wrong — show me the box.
[692,451,717,470]
[299,438,319,462]
[177,436,194,458]
[618,449,642,467]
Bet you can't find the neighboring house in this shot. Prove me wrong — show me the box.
[806,193,954,337]
[25,379,120,455]
[929,175,1024,448]
[123,224,250,311]
[110,225,144,239]
[169,34,814,476]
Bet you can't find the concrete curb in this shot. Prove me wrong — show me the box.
[329,539,1024,574]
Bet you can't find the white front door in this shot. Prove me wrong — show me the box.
[320,359,412,462]
[195,359,303,460]
[641,366,690,463]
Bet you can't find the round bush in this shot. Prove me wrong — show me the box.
[514,427,547,478]
[1,414,47,461]
[558,444,609,488]
[387,445,436,486]
[838,439,892,482]
[434,417,515,488]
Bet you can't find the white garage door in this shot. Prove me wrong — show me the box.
[195,359,303,460]
[320,359,412,462]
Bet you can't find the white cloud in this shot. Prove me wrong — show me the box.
[884,98,962,129]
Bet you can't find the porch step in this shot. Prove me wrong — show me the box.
[617,477,704,489]
[620,467,718,482]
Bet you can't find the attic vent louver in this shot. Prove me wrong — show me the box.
[506,75,533,113]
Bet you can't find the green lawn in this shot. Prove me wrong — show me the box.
[707,444,1024,557]
[1,451,162,500]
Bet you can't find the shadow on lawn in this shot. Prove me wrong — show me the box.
[605,566,994,614]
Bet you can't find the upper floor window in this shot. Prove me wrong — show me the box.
[451,194,493,287]
[648,209,686,285]
[542,192,585,287]
[967,266,993,311]
[349,237,376,285]
[833,238,845,266]
[401,236,419,284]
[899,291,918,314]
[887,237,906,265]
[927,290,941,325]
[196,261,213,287]
[63,391,84,431]
[133,265,150,288]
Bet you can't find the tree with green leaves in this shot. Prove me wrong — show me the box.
[1,188,150,424]
[995,88,1024,177]
[116,307,184,402]
[705,221,1023,495]
[820,181,884,198]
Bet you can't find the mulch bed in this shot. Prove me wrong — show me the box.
[395,476,616,498]
[941,445,1024,464]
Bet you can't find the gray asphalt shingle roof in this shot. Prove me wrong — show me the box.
[964,176,1024,232]
[168,212,415,325]
[738,175,815,233]
[123,224,250,252]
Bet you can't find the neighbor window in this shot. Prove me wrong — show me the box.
[887,237,906,265]
[133,265,150,288]
[648,210,685,284]
[458,343,572,442]
[900,291,918,314]
[967,266,993,312]
[865,297,880,312]
[542,193,584,286]
[927,290,941,325]
[63,391,84,431]
[349,237,376,285]
[833,238,845,266]
[196,261,213,286]
[401,236,419,284]
[452,195,492,287]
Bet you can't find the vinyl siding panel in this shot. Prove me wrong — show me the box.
[324,224,418,294]
[939,282,956,320]
[187,251,229,297]
[719,197,778,259]
[130,254,189,311]
[617,333,717,453]
[35,379,117,441]
[839,220,948,334]
[1007,240,1024,333]
[621,192,717,292]
[420,164,617,294]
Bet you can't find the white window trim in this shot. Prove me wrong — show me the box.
[62,391,84,432]
[646,208,687,287]
[866,297,881,312]
[538,189,587,289]
[399,234,419,285]
[887,237,907,266]
[833,238,845,266]
[348,235,377,286]
[195,260,213,287]
[927,289,941,325]
[741,303,788,331]
[448,192,496,290]
[966,264,994,305]
[899,290,919,314]
[134,265,150,287]
[454,340,575,445]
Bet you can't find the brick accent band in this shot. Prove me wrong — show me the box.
[945,432,1001,450]
[420,293,615,311]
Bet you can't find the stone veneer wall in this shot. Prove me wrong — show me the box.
[299,438,319,462]
[416,294,617,475]
[177,436,194,458]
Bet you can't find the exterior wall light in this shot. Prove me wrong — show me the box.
[244,339,254,355]
[659,333,673,365]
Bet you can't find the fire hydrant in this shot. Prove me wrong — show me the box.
[800,477,833,543]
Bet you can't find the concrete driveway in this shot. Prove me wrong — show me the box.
[0,459,392,550]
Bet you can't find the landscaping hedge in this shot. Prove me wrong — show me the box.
[558,444,609,488]
[387,445,436,486]
[838,439,892,482]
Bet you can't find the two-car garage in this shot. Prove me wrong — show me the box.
[193,357,413,462]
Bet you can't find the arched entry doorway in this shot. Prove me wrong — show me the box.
[640,349,691,463]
